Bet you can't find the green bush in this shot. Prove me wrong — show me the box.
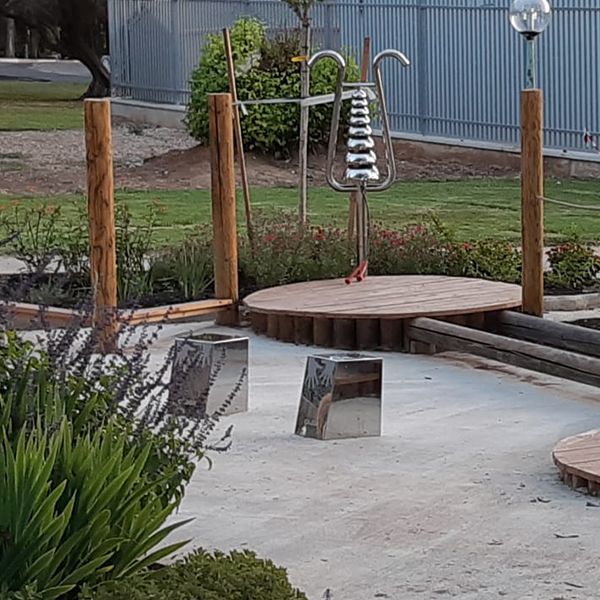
[460,239,522,284]
[150,230,214,302]
[84,548,307,600]
[368,217,460,276]
[0,326,241,598]
[546,239,600,290]
[186,18,359,155]
[0,423,188,599]
[239,212,353,292]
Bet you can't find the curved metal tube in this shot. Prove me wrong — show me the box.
[371,49,410,191]
[308,50,352,192]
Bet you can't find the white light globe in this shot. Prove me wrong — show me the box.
[509,0,552,39]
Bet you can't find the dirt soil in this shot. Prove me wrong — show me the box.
[0,126,519,196]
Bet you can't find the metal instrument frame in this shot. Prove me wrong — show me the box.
[308,48,410,283]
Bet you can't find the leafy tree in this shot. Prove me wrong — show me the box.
[0,0,109,97]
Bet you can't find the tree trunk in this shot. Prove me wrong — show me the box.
[5,18,16,58]
[76,43,111,98]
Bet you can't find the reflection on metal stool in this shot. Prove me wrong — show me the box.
[168,333,248,418]
[295,353,382,440]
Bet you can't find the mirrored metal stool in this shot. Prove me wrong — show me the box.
[168,333,248,418]
[295,353,382,440]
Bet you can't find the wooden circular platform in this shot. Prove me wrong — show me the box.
[244,275,521,349]
[553,430,600,495]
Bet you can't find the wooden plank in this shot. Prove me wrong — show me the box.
[520,89,544,316]
[84,98,118,353]
[406,317,600,388]
[209,93,239,326]
[333,318,356,349]
[244,276,521,319]
[123,299,234,325]
[380,319,405,351]
[267,314,279,338]
[251,311,268,334]
[277,315,295,343]
[294,316,313,345]
[497,310,600,358]
[313,317,333,347]
[356,318,379,349]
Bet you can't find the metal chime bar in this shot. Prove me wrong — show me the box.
[308,49,410,284]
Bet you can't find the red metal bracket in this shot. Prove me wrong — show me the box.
[345,260,368,285]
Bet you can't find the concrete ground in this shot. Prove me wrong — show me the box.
[0,59,90,83]
[143,322,600,600]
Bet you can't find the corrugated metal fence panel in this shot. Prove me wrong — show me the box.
[108,0,600,155]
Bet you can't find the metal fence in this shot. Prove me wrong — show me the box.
[108,0,600,155]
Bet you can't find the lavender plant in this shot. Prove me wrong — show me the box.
[0,305,243,597]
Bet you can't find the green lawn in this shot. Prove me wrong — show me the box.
[0,82,86,130]
[2,178,599,244]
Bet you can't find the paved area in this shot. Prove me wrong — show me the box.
[0,59,90,83]
[143,323,600,600]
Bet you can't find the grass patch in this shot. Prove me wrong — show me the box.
[0,82,86,131]
[2,178,600,244]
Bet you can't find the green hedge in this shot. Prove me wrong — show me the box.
[186,18,359,155]
[83,549,307,600]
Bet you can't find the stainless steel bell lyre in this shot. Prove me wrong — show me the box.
[308,49,410,283]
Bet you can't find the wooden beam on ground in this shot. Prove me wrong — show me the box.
[406,317,600,389]
[496,310,600,358]
[348,36,371,239]
[520,89,545,316]
[209,93,239,326]
[122,299,235,326]
[84,98,118,353]
[223,28,255,251]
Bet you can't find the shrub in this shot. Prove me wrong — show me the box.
[0,423,189,599]
[150,231,214,302]
[459,239,522,284]
[546,240,600,291]
[368,217,460,276]
[0,324,243,598]
[84,548,307,600]
[186,18,359,155]
[239,212,353,292]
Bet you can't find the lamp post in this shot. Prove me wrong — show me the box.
[510,0,552,88]
[509,0,552,317]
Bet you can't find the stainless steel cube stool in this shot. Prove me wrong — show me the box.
[168,333,248,418]
[295,353,382,440]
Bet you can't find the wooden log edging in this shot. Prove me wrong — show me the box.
[2,299,234,330]
[406,316,600,388]
[495,310,600,358]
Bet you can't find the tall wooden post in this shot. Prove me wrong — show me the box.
[348,37,371,239]
[209,93,239,326]
[520,89,544,317]
[84,99,118,353]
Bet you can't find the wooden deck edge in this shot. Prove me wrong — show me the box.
[553,430,600,495]
[2,299,235,329]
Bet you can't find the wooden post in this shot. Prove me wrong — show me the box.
[84,99,118,353]
[520,89,544,317]
[209,93,239,326]
[298,19,312,225]
[348,37,371,239]
[223,28,255,251]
